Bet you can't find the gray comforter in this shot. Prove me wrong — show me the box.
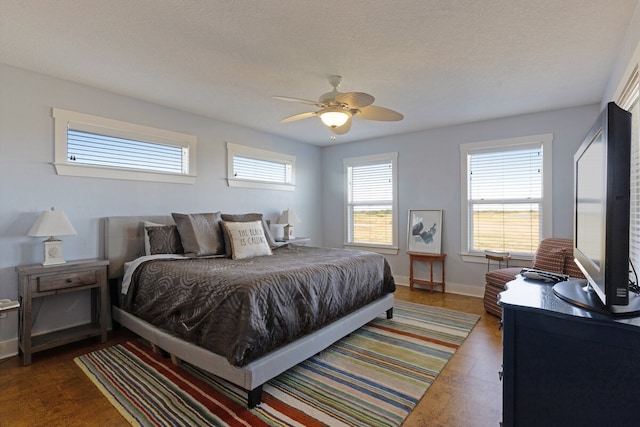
[123,245,395,366]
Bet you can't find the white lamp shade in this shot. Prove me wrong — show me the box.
[319,108,351,128]
[278,209,301,225]
[28,208,77,237]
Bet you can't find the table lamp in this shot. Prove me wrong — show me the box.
[278,209,301,240]
[28,207,77,265]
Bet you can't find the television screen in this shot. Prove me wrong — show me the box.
[554,102,639,316]
[574,129,605,290]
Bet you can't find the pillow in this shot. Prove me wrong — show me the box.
[563,248,586,279]
[172,212,225,257]
[142,221,162,255]
[220,213,277,257]
[145,225,184,255]
[222,220,272,260]
[532,247,566,274]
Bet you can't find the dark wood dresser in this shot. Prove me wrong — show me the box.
[498,275,640,427]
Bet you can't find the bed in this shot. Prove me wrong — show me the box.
[105,215,395,407]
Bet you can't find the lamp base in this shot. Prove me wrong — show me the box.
[283,224,294,240]
[43,238,66,266]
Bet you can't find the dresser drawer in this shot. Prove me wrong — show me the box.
[38,271,97,292]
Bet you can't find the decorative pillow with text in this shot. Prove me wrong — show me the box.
[222,220,272,260]
[220,213,278,254]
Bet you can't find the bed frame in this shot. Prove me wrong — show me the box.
[104,215,394,408]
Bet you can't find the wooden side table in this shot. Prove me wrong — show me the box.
[16,258,109,365]
[408,252,446,292]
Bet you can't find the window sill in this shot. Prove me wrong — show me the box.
[53,163,196,184]
[343,243,398,255]
[227,178,295,191]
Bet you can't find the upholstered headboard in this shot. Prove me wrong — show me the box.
[104,215,174,279]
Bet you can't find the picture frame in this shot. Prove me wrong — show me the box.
[407,209,443,254]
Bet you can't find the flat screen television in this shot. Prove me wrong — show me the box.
[553,102,640,316]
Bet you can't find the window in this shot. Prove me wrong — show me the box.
[53,108,196,184]
[460,134,553,259]
[226,142,295,191]
[344,152,398,254]
[620,66,640,274]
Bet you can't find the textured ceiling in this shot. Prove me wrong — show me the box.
[1,0,638,146]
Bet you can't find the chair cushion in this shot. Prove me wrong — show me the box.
[563,251,586,279]
[532,247,566,273]
[533,238,585,279]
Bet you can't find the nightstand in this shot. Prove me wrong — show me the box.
[278,237,311,246]
[16,258,109,365]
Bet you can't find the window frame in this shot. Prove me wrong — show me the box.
[53,108,197,184]
[460,134,553,263]
[343,152,399,255]
[226,142,296,191]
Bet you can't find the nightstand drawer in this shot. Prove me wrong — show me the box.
[38,270,97,292]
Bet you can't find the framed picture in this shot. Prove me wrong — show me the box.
[407,209,443,254]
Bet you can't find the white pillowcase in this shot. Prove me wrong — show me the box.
[222,220,273,260]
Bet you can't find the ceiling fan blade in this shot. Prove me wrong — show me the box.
[273,96,325,107]
[357,105,404,121]
[279,111,317,123]
[335,92,375,109]
[331,117,352,135]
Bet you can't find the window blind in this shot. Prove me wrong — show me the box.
[624,72,640,274]
[68,130,187,174]
[232,155,290,184]
[225,142,295,191]
[468,144,543,254]
[348,160,393,245]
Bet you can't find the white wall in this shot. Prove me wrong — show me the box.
[322,104,601,295]
[0,63,322,352]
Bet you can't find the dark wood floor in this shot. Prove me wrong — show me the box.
[0,286,503,426]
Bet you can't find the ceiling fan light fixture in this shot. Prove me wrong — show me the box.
[319,108,351,128]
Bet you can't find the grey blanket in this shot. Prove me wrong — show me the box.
[123,245,395,366]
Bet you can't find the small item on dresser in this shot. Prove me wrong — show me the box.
[521,268,569,283]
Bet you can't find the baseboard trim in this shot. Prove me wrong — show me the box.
[395,275,484,298]
[0,320,114,361]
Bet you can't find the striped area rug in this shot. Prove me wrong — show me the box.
[75,301,479,426]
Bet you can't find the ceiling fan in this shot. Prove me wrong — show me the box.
[274,75,403,135]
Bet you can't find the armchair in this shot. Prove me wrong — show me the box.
[483,238,585,317]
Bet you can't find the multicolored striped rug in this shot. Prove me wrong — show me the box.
[75,301,479,426]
